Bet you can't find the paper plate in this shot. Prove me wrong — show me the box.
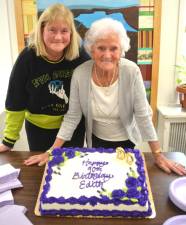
[163,215,186,225]
[169,177,186,212]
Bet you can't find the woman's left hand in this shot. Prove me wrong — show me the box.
[153,153,186,175]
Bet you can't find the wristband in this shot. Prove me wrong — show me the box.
[152,148,161,154]
[46,147,53,156]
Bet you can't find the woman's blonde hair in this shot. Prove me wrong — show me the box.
[29,3,81,60]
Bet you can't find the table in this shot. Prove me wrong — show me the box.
[0,151,186,225]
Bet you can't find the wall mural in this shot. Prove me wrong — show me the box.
[23,0,154,102]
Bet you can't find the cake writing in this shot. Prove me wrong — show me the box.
[72,158,114,189]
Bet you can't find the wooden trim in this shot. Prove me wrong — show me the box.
[151,0,162,125]
[14,0,25,52]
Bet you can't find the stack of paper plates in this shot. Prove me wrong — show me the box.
[169,177,186,212]
[163,215,186,225]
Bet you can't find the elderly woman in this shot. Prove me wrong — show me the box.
[24,18,186,176]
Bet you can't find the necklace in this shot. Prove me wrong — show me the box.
[94,65,117,96]
[42,55,65,63]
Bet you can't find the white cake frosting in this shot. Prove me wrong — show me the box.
[39,147,153,218]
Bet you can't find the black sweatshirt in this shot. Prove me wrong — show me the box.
[3,47,89,147]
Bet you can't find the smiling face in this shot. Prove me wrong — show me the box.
[42,20,71,60]
[91,33,122,72]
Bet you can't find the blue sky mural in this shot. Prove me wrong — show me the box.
[37,0,139,11]
[75,11,137,31]
[37,0,139,32]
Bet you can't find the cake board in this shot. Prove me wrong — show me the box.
[142,153,156,219]
[34,152,156,218]
[35,164,48,216]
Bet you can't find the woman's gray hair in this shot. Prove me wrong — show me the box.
[84,18,130,57]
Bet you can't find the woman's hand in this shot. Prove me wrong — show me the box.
[153,153,186,176]
[0,144,12,152]
[24,152,49,166]
[24,138,64,166]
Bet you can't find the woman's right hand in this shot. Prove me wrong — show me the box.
[24,137,64,166]
[24,152,49,166]
[0,144,12,152]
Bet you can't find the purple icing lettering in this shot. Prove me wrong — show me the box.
[72,172,80,179]
[91,166,102,173]
[82,159,108,168]
[72,157,115,190]
[85,180,104,189]
[79,180,85,189]
[87,166,102,173]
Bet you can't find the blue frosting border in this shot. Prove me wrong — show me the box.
[40,147,152,217]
